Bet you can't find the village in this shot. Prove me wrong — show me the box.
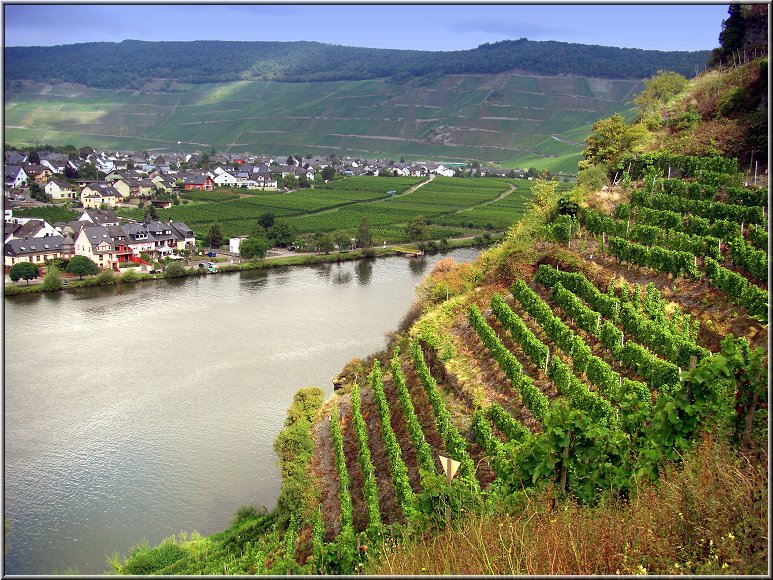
[3,147,539,280]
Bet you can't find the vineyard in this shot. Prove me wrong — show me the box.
[112,152,768,575]
[113,175,534,242]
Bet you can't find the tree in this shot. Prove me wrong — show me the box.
[207,223,224,248]
[356,217,373,248]
[406,215,428,241]
[144,204,159,222]
[281,174,298,190]
[267,221,296,247]
[27,150,40,164]
[634,70,688,111]
[77,162,99,180]
[580,113,646,170]
[42,264,64,290]
[715,4,748,64]
[9,261,39,284]
[321,166,336,181]
[334,231,350,251]
[240,235,271,260]
[316,233,335,253]
[259,212,276,230]
[66,255,99,280]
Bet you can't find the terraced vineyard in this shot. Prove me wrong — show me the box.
[112,153,767,575]
[4,72,642,172]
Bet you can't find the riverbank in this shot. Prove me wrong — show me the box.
[3,234,502,297]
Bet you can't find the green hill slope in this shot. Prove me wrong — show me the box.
[4,73,641,171]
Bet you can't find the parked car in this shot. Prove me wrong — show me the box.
[206,250,217,257]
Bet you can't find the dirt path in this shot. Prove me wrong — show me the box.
[309,405,341,541]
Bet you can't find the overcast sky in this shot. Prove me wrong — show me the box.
[4,3,730,52]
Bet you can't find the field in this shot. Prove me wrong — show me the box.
[4,72,641,172]
[112,176,536,241]
[111,153,768,576]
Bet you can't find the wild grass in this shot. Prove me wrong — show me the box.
[368,435,768,575]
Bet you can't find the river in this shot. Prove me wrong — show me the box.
[2,248,480,575]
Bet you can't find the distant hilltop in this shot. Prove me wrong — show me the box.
[4,38,712,89]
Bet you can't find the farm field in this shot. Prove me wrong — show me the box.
[4,72,640,172]
[109,176,535,241]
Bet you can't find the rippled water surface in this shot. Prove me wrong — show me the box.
[3,248,479,574]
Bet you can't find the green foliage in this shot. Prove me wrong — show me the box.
[405,215,428,241]
[467,303,548,422]
[329,404,357,573]
[368,361,418,523]
[349,384,382,542]
[704,257,768,323]
[634,70,688,110]
[240,235,271,260]
[8,261,39,284]
[580,113,646,170]
[163,261,186,278]
[410,340,481,490]
[5,39,709,89]
[273,387,324,527]
[207,223,224,248]
[390,347,435,475]
[65,255,99,279]
[42,264,63,290]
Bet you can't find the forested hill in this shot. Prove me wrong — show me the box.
[4,38,711,89]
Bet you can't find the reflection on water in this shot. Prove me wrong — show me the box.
[3,248,480,575]
[408,256,429,275]
[354,259,374,285]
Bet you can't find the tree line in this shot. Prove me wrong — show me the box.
[5,38,711,90]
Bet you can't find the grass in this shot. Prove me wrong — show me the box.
[367,435,768,575]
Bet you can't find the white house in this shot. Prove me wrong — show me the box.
[213,171,239,187]
[45,179,78,201]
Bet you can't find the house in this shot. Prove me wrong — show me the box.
[45,179,78,201]
[213,170,239,187]
[4,218,60,243]
[4,234,75,272]
[105,225,134,265]
[22,163,53,184]
[122,223,155,257]
[169,221,196,250]
[182,175,214,191]
[145,220,178,257]
[74,226,121,270]
[5,151,26,165]
[4,165,28,188]
[248,173,278,190]
[81,182,121,208]
[150,174,177,193]
[79,209,119,227]
[108,178,132,200]
[149,198,172,209]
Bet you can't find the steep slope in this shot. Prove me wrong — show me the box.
[4,73,642,172]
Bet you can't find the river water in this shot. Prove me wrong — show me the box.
[2,248,479,575]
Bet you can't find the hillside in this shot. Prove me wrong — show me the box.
[108,148,768,575]
[4,39,711,87]
[4,73,644,173]
[4,38,713,172]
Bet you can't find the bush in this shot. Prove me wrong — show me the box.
[164,261,187,278]
[42,265,63,290]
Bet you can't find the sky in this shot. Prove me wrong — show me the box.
[4,2,731,52]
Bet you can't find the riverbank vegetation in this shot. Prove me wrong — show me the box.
[108,38,767,575]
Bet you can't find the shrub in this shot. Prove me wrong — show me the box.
[164,261,187,278]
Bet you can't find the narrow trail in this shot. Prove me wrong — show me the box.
[454,182,516,214]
